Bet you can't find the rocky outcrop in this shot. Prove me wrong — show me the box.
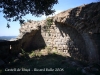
[1,2,100,63]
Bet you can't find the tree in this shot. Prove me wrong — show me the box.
[0,0,58,27]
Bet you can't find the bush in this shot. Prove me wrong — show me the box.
[45,17,53,27]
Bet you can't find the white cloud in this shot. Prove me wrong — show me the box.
[54,10,63,15]
[23,10,63,21]
[41,10,63,19]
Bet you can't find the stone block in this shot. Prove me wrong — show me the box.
[63,45,68,49]
[53,34,56,37]
[60,36,65,39]
[54,39,58,42]
[56,36,60,39]
[56,33,58,36]
[47,44,52,47]
[57,39,62,42]
[63,37,67,40]
[51,25,56,27]
[51,30,56,33]
[42,33,46,36]
[54,27,57,29]
[56,30,60,33]
[53,44,59,47]
[63,33,66,37]
[50,26,54,29]
[61,40,67,43]
[45,41,51,44]
[45,33,49,37]
[57,34,62,36]
[50,29,55,32]
[56,42,61,45]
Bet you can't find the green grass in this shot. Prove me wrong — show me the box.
[0,54,84,75]
[0,48,100,75]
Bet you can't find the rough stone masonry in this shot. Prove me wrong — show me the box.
[9,2,100,63]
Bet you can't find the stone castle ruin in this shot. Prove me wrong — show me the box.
[1,2,100,63]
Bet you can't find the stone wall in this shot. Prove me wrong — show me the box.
[0,41,19,59]
[1,2,100,63]
[26,23,87,60]
[42,24,87,60]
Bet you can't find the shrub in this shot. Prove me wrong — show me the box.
[45,17,53,27]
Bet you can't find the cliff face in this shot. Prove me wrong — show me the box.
[9,2,100,62]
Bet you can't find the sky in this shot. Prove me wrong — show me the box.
[0,0,98,36]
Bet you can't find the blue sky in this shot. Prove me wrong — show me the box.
[0,0,98,36]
